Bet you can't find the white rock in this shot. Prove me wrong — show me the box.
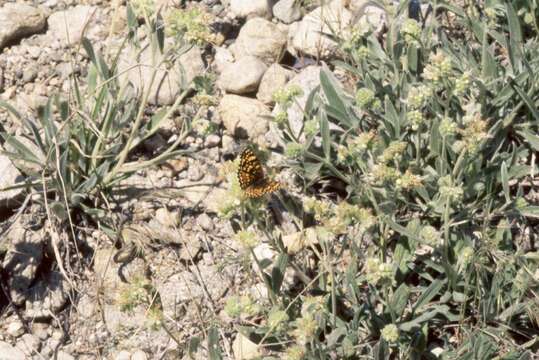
[47,5,97,45]
[273,0,302,24]
[230,0,272,18]
[230,18,287,64]
[0,3,47,50]
[270,66,321,141]
[288,0,353,58]
[256,63,294,104]
[7,321,25,337]
[218,56,268,94]
[232,333,260,360]
[15,334,40,356]
[114,350,131,360]
[348,0,388,33]
[214,46,235,74]
[0,341,25,360]
[218,95,271,143]
[131,350,149,360]
[0,154,23,210]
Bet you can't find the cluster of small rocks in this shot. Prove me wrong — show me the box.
[0,0,389,359]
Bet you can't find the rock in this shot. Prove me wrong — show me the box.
[0,4,47,51]
[0,341,25,360]
[230,0,272,18]
[218,95,271,142]
[31,323,50,341]
[47,5,98,45]
[218,56,267,94]
[114,350,131,360]
[15,333,41,356]
[256,63,294,104]
[270,66,321,141]
[273,0,302,24]
[2,217,45,305]
[155,208,180,228]
[7,321,25,337]
[0,153,24,211]
[187,161,205,182]
[348,0,388,33]
[197,213,213,231]
[24,271,69,320]
[288,0,353,58]
[232,333,260,360]
[204,134,221,148]
[214,46,235,74]
[56,351,75,360]
[156,265,229,317]
[22,66,38,83]
[230,18,287,64]
[131,350,149,360]
[118,44,204,105]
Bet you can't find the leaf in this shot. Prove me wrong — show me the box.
[188,336,201,358]
[390,283,410,318]
[320,66,353,128]
[207,327,222,360]
[412,279,443,312]
[319,111,331,160]
[517,128,539,151]
[270,254,288,296]
[501,161,510,203]
[510,78,539,124]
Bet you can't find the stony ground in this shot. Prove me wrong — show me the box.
[0,0,388,359]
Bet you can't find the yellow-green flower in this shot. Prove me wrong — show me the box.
[401,18,421,44]
[439,116,457,137]
[166,7,219,45]
[235,230,258,249]
[407,85,431,109]
[381,324,399,343]
[285,142,304,159]
[396,169,422,190]
[268,309,289,333]
[407,110,424,131]
[379,141,407,163]
[364,257,394,286]
[455,71,472,96]
[293,315,318,344]
[285,345,306,360]
[419,225,440,247]
[438,176,464,203]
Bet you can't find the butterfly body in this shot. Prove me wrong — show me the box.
[238,149,281,198]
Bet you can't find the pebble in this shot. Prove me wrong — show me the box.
[131,350,149,360]
[114,350,131,360]
[7,321,25,337]
[204,134,221,148]
[197,213,213,231]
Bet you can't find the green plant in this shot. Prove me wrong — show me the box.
[222,0,539,358]
[0,4,193,235]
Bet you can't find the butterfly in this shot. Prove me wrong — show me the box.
[237,148,281,198]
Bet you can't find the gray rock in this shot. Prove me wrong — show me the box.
[187,161,205,182]
[197,213,213,231]
[24,271,69,320]
[271,66,321,141]
[0,341,25,360]
[230,18,287,64]
[114,351,131,360]
[218,94,271,143]
[0,153,24,211]
[288,0,353,58]
[218,56,267,94]
[213,46,235,74]
[15,333,41,356]
[230,0,272,18]
[56,351,75,360]
[257,63,294,104]
[2,217,45,305]
[0,4,47,51]
[273,0,302,24]
[47,6,97,45]
[7,321,25,337]
[204,134,221,148]
[22,66,38,83]
[131,350,149,360]
[118,45,204,105]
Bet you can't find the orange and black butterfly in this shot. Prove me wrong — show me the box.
[237,148,281,198]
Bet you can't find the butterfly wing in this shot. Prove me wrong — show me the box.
[245,179,281,198]
[238,148,265,190]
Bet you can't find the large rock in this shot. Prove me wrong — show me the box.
[0,341,25,360]
[230,0,273,18]
[47,5,98,45]
[218,56,268,94]
[230,17,287,64]
[24,271,69,320]
[0,3,47,51]
[218,94,271,142]
[118,45,204,105]
[273,0,302,24]
[288,0,353,58]
[257,63,294,104]
[270,66,321,140]
[0,153,24,210]
[2,216,46,305]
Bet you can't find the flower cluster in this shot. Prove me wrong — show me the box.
[439,116,457,137]
[235,230,258,249]
[166,7,221,45]
[273,85,303,107]
[455,71,472,96]
[356,87,381,111]
[406,84,431,109]
[438,176,464,204]
[423,50,453,85]
[419,225,440,247]
[396,169,422,191]
[381,324,400,343]
[407,109,424,131]
[224,294,262,318]
[364,257,394,286]
[378,141,407,163]
[401,18,421,45]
